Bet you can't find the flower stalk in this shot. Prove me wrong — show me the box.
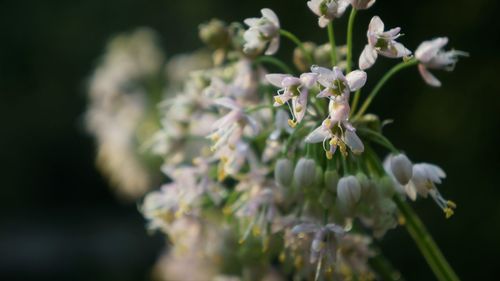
[279,29,314,64]
[327,22,338,66]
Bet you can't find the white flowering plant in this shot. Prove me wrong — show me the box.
[87,1,467,280]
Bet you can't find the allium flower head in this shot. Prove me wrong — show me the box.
[415,37,468,87]
[243,8,280,55]
[307,0,350,28]
[359,16,411,70]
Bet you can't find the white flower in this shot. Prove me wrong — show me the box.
[384,157,456,218]
[291,222,345,277]
[307,0,350,28]
[266,72,318,127]
[312,65,366,99]
[243,8,280,55]
[350,0,376,10]
[359,16,411,70]
[415,37,468,87]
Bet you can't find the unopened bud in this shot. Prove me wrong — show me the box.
[275,158,294,187]
[294,157,317,188]
[337,175,361,208]
[199,19,230,49]
[390,154,413,185]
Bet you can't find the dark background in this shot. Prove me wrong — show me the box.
[0,0,499,280]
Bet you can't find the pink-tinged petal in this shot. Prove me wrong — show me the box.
[265,36,280,55]
[359,44,377,70]
[300,72,318,88]
[393,42,412,57]
[214,97,240,110]
[369,16,384,34]
[384,27,401,38]
[306,125,332,143]
[418,64,441,87]
[266,73,290,87]
[330,101,350,123]
[307,0,321,16]
[316,88,333,98]
[311,65,335,87]
[332,66,346,81]
[261,8,280,27]
[325,223,345,234]
[212,110,240,129]
[345,70,367,91]
[282,76,301,87]
[415,37,449,63]
[293,89,308,123]
[243,18,259,27]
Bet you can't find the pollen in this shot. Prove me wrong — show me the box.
[326,151,333,160]
[288,119,297,128]
[274,96,284,105]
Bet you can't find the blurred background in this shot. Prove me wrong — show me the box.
[0,0,499,280]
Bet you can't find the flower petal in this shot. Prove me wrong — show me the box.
[418,64,441,87]
[359,44,377,70]
[345,70,367,91]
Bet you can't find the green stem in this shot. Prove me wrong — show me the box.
[358,128,399,154]
[393,196,460,281]
[327,22,337,66]
[254,56,293,74]
[354,58,418,119]
[346,8,357,73]
[279,29,314,65]
[350,89,361,116]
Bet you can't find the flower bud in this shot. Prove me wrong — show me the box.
[324,170,340,194]
[275,158,294,187]
[355,172,370,194]
[378,176,396,198]
[390,154,413,185]
[337,175,361,208]
[351,0,376,10]
[199,19,230,49]
[293,42,316,72]
[294,157,316,188]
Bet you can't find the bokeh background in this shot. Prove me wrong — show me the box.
[1,0,499,280]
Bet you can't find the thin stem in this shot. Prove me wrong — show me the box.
[255,56,293,74]
[346,8,357,73]
[354,58,418,119]
[279,29,314,65]
[358,128,399,154]
[327,22,337,66]
[350,89,361,116]
[393,196,460,281]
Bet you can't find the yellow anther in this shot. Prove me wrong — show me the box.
[217,168,226,182]
[210,133,220,142]
[326,151,333,160]
[398,214,406,225]
[444,207,454,219]
[274,96,284,105]
[238,238,246,244]
[228,143,235,150]
[288,119,297,128]
[447,200,457,209]
[324,119,331,128]
[279,252,286,263]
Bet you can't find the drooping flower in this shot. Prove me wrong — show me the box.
[291,222,346,279]
[307,0,350,28]
[384,157,456,218]
[359,16,411,70]
[243,8,280,55]
[415,37,468,87]
[337,175,362,208]
[266,72,318,127]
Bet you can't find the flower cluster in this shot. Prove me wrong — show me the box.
[87,2,466,281]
